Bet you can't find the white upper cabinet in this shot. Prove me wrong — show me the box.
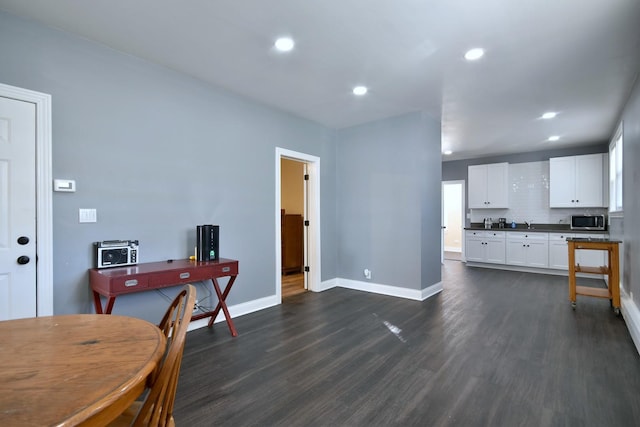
[549,154,608,208]
[468,163,509,209]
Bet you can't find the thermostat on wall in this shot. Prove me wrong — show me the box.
[54,179,76,192]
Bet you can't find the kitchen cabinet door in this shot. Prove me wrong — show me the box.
[527,239,549,268]
[549,157,576,208]
[468,163,508,208]
[486,163,509,208]
[575,154,604,207]
[465,231,505,263]
[465,238,484,262]
[506,239,527,266]
[549,154,607,208]
[506,232,548,267]
[485,235,506,264]
[548,233,574,270]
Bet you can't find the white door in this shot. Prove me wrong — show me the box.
[0,96,37,320]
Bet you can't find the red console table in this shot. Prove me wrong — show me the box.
[90,258,239,336]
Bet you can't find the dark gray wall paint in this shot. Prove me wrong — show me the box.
[336,112,442,290]
[0,11,336,322]
[614,76,640,308]
[442,144,608,181]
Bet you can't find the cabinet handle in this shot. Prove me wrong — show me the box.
[179,272,190,279]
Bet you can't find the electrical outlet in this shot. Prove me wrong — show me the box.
[364,269,372,280]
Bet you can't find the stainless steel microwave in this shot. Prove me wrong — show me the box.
[570,215,605,230]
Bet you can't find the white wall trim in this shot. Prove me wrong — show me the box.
[337,278,442,301]
[621,289,640,355]
[0,83,53,316]
[318,278,338,292]
[188,294,279,332]
[275,148,321,303]
[421,281,444,300]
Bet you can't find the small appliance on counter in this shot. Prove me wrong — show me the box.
[498,218,507,229]
[484,218,492,229]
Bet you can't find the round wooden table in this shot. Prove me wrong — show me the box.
[0,314,166,426]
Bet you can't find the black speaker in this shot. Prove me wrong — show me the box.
[196,225,219,261]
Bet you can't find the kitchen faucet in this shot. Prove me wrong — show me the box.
[524,221,531,229]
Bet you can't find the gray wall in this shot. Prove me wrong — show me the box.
[335,112,442,290]
[0,11,337,322]
[612,76,640,308]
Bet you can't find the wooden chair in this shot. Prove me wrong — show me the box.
[109,284,196,427]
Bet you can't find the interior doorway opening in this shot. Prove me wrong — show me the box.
[442,181,465,261]
[280,158,307,298]
[275,148,321,303]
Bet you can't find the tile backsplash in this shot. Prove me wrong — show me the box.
[469,161,607,225]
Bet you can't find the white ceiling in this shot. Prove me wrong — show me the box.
[1,0,639,160]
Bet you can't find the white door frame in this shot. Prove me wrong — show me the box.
[275,148,321,302]
[441,180,466,262]
[0,83,53,316]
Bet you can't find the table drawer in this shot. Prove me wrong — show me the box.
[148,269,209,287]
[106,275,150,293]
[147,262,237,287]
[207,262,238,277]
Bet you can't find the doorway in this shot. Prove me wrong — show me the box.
[442,181,465,261]
[0,83,53,319]
[280,158,306,297]
[275,148,321,303]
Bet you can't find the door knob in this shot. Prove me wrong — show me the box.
[17,255,30,265]
[17,236,30,245]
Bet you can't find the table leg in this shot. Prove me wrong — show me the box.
[610,244,620,312]
[568,241,576,307]
[207,276,238,337]
[92,291,116,314]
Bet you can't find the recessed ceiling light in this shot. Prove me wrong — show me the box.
[353,86,368,96]
[548,135,560,141]
[444,150,453,155]
[464,48,485,61]
[274,37,294,52]
[541,112,557,119]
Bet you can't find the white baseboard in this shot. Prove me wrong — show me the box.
[336,278,442,301]
[188,294,279,332]
[621,289,640,356]
[317,278,338,292]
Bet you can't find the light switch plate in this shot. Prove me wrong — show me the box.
[79,208,97,223]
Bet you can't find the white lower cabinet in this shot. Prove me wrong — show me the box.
[548,233,574,270]
[465,230,505,264]
[506,232,549,268]
[467,230,608,273]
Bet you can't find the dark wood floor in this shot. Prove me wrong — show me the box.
[174,260,640,426]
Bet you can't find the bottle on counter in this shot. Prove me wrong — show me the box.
[511,221,516,228]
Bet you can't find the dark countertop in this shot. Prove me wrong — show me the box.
[566,237,621,243]
[464,223,608,234]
